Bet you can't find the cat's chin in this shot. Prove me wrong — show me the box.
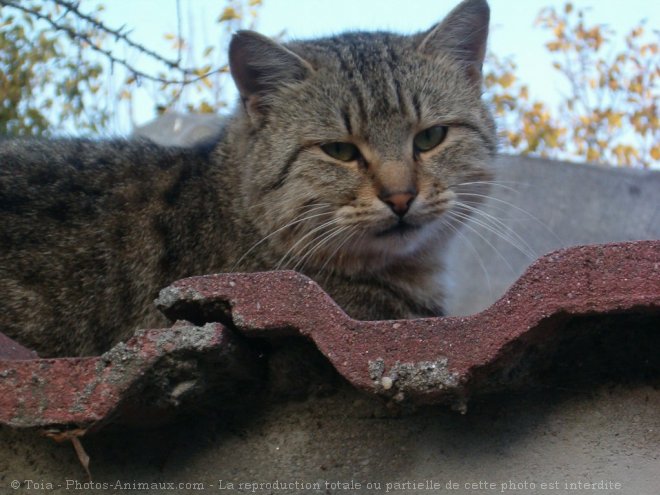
[351,217,448,261]
[375,220,421,238]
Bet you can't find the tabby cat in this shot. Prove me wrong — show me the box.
[0,0,495,356]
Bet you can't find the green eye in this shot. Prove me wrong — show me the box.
[321,142,360,162]
[413,125,448,152]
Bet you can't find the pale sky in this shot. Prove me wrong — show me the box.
[93,0,659,131]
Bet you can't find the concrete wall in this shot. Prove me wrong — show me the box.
[2,384,659,494]
[445,155,660,315]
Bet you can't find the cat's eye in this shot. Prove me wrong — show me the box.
[321,142,360,162]
[413,125,448,153]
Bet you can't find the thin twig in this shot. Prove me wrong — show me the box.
[51,0,197,73]
[175,0,183,66]
[0,0,222,86]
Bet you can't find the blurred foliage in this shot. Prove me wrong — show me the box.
[0,0,261,136]
[147,0,262,116]
[0,1,107,136]
[484,2,659,168]
[0,1,657,167]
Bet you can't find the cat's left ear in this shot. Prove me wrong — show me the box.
[229,30,314,116]
[417,0,490,84]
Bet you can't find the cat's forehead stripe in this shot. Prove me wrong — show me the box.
[299,34,420,134]
[341,108,353,135]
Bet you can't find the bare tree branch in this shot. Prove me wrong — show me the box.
[51,0,198,73]
[0,0,223,85]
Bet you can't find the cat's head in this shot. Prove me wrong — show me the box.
[229,0,495,273]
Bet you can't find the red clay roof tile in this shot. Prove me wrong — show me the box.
[1,240,658,430]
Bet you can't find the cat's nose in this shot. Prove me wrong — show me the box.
[380,190,417,217]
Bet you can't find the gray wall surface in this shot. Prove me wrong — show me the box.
[2,385,659,495]
[445,155,659,315]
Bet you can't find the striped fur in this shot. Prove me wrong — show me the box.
[0,0,495,356]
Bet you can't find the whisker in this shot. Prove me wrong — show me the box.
[453,202,537,260]
[449,208,534,262]
[455,180,526,194]
[247,198,331,213]
[293,224,349,272]
[445,210,518,276]
[321,228,365,287]
[456,198,524,219]
[275,217,341,270]
[232,205,333,270]
[455,192,562,243]
[317,226,357,274]
[438,216,494,307]
[453,207,534,259]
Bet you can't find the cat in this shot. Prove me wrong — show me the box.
[0,0,495,357]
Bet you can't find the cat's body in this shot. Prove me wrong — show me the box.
[0,0,495,356]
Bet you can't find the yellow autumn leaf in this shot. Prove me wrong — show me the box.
[586,148,600,162]
[519,86,529,100]
[507,131,522,147]
[651,146,660,161]
[199,101,214,113]
[194,65,212,77]
[607,113,623,127]
[219,7,240,22]
[499,73,515,88]
[546,41,562,52]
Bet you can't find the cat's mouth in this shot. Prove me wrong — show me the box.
[375,219,420,237]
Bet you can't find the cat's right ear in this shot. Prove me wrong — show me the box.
[229,31,313,117]
[417,0,490,84]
